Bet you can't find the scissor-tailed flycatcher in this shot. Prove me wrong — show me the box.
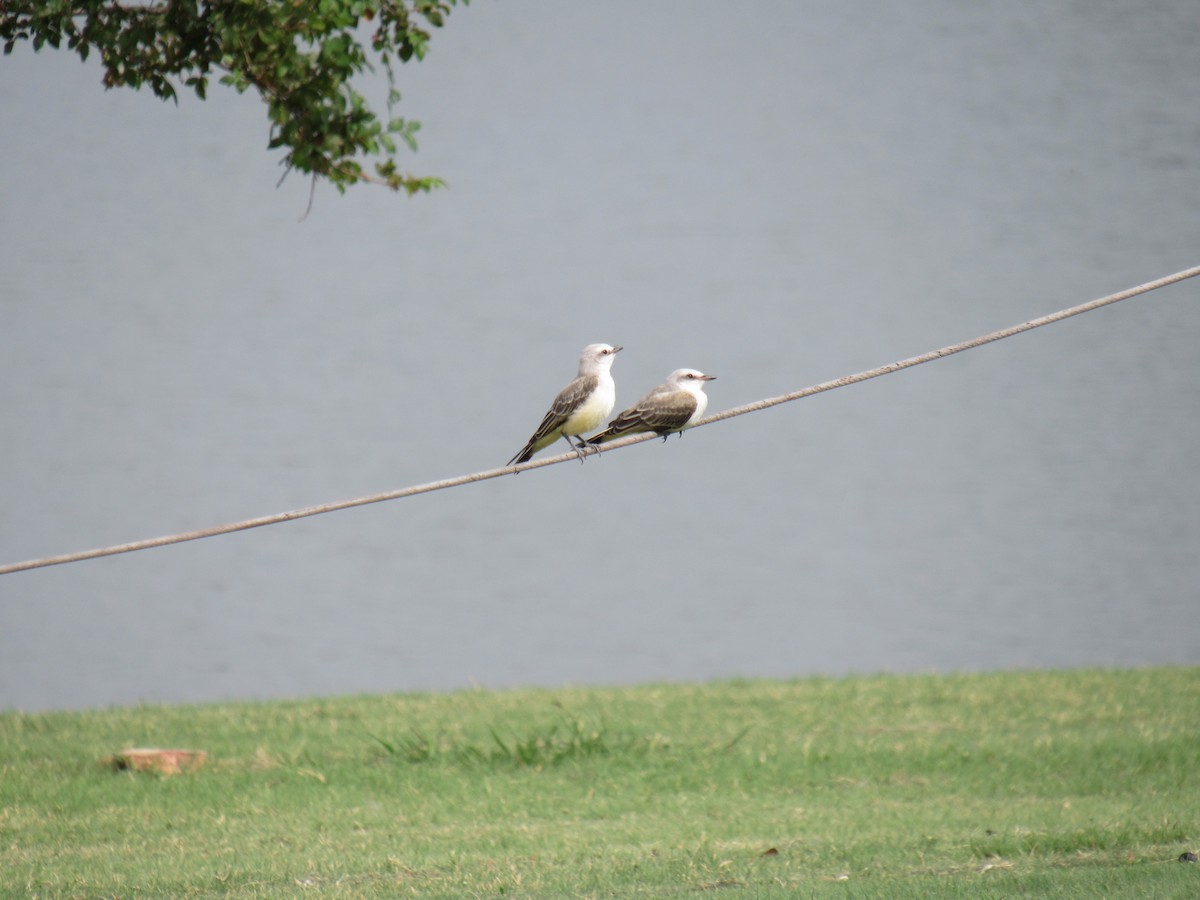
[586,368,715,445]
[507,343,622,465]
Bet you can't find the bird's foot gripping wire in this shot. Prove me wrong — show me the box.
[563,435,596,463]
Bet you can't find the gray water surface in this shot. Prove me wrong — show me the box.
[2,2,1199,711]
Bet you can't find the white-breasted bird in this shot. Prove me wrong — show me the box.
[585,368,715,445]
[507,343,623,465]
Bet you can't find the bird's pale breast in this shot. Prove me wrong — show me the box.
[563,377,616,435]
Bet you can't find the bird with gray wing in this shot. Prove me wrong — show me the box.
[507,343,623,465]
[586,368,715,446]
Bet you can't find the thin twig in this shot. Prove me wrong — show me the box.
[2,264,1197,576]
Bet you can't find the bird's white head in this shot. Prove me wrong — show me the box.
[578,343,622,375]
[666,368,716,394]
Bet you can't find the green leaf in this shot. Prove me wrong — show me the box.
[3,0,462,198]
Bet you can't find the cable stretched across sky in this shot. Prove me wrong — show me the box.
[2,264,1198,576]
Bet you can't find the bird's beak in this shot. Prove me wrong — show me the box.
[612,346,624,353]
[701,374,716,380]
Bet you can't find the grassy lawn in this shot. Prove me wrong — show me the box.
[2,668,1198,897]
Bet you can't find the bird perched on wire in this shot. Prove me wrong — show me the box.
[586,368,715,446]
[507,343,623,465]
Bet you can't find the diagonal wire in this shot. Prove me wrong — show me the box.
[2,264,1198,576]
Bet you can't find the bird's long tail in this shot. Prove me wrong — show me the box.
[507,444,535,466]
[584,428,618,446]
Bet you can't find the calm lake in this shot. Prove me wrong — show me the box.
[2,1,1198,711]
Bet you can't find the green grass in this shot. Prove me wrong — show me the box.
[2,668,1199,897]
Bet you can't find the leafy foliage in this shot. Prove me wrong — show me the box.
[1,0,466,194]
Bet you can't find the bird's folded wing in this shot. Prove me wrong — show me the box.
[616,390,697,434]
[528,374,597,443]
